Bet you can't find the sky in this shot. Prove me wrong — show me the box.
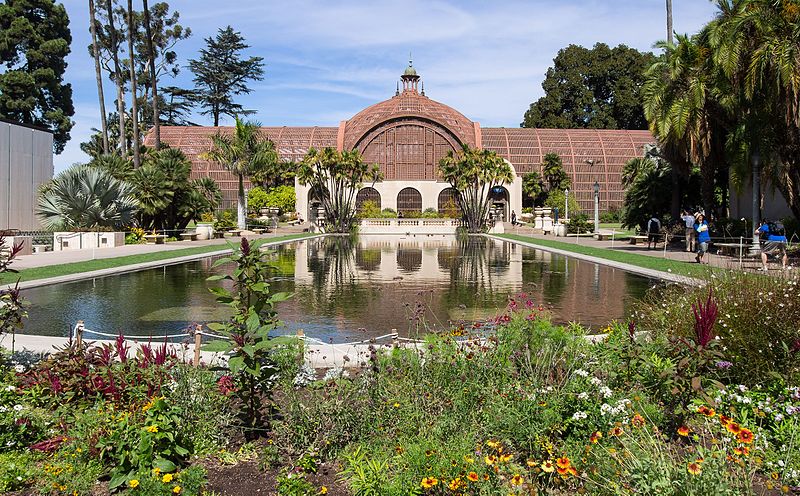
[55,0,719,173]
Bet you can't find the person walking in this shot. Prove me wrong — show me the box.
[681,210,696,252]
[511,210,517,227]
[694,214,711,264]
[756,219,789,271]
[647,215,661,250]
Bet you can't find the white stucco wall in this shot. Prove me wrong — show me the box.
[0,121,53,230]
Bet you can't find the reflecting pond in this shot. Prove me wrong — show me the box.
[21,235,656,342]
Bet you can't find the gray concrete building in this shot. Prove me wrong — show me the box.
[0,119,53,231]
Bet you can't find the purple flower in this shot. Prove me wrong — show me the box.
[715,360,733,369]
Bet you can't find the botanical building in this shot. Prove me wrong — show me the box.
[146,63,652,220]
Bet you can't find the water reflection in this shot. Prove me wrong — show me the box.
[21,235,655,342]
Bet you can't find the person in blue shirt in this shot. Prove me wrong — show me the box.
[694,214,711,264]
[756,219,788,270]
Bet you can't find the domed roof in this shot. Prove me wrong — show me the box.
[343,90,476,150]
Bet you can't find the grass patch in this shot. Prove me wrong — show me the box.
[498,233,709,278]
[0,233,313,285]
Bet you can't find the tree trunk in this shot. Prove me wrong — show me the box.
[142,0,159,150]
[670,167,681,219]
[89,0,109,155]
[126,0,140,168]
[666,0,673,45]
[701,161,716,221]
[237,174,246,229]
[105,0,126,155]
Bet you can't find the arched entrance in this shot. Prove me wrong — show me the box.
[356,187,381,212]
[437,188,460,217]
[397,187,422,216]
[307,190,323,223]
[488,186,509,222]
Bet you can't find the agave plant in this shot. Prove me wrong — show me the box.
[36,165,139,230]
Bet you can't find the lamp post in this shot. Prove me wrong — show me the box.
[593,181,600,234]
[750,150,761,255]
[564,188,569,223]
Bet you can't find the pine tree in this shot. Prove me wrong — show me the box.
[0,0,75,153]
[189,26,264,126]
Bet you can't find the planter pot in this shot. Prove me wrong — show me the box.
[195,223,214,240]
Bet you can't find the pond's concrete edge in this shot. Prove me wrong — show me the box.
[487,234,703,286]
[3,234,324,291]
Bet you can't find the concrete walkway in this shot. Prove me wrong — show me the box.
[10,227,308,270]
[501,225,795,276]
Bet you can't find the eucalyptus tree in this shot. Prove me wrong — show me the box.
[89,0,109,154]
[204,118,277,229]
[36,165,138,230]
[297,147,382,233]
[438,145,514,233]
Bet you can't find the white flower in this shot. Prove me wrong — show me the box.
[775,413,784,422]
[590,377,602,386]
[14,365,24,373]
[574,369,589,377]
[599,386,613,399]
[577,392,589,400]
[13,404,23,412]
[4,385,15,392]
[572,411,588,421]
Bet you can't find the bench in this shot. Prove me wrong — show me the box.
[716,242,749,257]
[629,235,650,245]
[287,219,303,226]
[143,234,167,244]
[251,228,268,235]
[32,244,50,254]
[179,232,198,241]
[227,230,242,237]
[213,231,226,239]
[596,232,617,241]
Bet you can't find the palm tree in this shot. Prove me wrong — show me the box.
[642,33,731,218]
[439,145,514,233]
[37,165,139,230]
[203,118,274,229]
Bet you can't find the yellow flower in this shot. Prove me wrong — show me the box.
[467,472,479,482]
[687,462,702,476]
[420,477,438,489]
[319,487,328,495]
[153,468,161,476]
[146,425,159,433]
[162,473,174,483]
[510,474,524,486]
[541,460,555,473]
[499,453,513,463]
[129,479,140,488]
[464,455,474,463]
[485,455,497,465]
[677,426,690,437]
[393,402,400,408]
[487,440,501,449]
[173,486,182,494]
[448,478,463,491]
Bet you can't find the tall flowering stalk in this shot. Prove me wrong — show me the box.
[691,289,718,348]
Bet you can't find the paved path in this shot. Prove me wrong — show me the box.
[10,227,308,270]
[502,226,794,275]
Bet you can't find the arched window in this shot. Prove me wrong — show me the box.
[437,188,460,216]
[356,187,381,210]
[397,187,422,215]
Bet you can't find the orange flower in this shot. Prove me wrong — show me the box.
[737,428,754,444]
[467,472,479,482]
[677,425,690,437]
[733,446,750,456]
[557,466,569,476]
[631,414,645,428]
[510,474,524,486]
[420,477,438,489]
[541,460,555,473]
[590,431,602,444]
[568,466,578,477]
[610,426,624,437]
[483,473,490,481]
[726,422,742,435]
[556,456,571,469]
[448,478,463,491]
[698,406,716,417]
[687,462,702,475]
[526,459,536,467]
[719,414,733,427]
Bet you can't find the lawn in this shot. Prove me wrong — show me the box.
[0,233,312,285]
[498,233,709,279]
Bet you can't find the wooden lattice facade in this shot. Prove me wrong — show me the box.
[144,63,653,213]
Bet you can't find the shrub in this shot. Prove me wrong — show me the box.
[249,185,296,215]
[214,209,237,230]
[567,212,592,234]
[421,208,440,218]
[600,207,621,224]
[0,451,36,492]
[357,200,381,219]
[380,208,398,218]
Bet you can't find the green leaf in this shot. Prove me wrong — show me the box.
[206,274,229,281]
[174,445,190,457]
[228,356,244,373]
[270,292,293,303]
[242,344,256,358]
[202,340,232,353]
[209,287,231,297]
[109,471,132,490]
[153,458,177,473]
[206,322,227,332]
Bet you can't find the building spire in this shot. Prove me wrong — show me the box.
[396,81,400,96]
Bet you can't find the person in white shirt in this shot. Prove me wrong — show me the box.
[647,215,661,250]
[681,210,696,252]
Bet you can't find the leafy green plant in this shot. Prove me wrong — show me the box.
[126,465,207,495]
[203,237,294,437]
[276,468,316,496]
[339,447,392,496]
[213,209,237,231]
[0,451,36,492]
